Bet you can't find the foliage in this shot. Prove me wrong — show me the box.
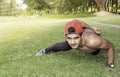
[0,0,48,16]
[0,0,120,16]
[0,0,20,16]
[24,0,50,10]
[23,0,120,15]
[24,0,97,15]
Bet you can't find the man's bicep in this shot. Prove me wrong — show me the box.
[98,38,113,50]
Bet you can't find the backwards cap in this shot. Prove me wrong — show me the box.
[65,19,83,35]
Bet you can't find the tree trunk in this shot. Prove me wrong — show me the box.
[95,0,107,11]
[115,0,118,13]
[106,0,109,11]
[111,0,114,12]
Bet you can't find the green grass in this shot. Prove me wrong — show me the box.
[82,15,120,25]
[0,16,120,77]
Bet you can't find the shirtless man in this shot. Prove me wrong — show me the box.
[35,19,115,68]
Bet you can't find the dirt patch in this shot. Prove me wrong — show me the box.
[94,11,116,16]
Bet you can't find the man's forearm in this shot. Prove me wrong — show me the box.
[107,46,115,68]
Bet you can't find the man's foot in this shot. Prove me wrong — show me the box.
[35,49,46,56]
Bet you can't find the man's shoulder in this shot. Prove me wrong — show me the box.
[83,33,102,48]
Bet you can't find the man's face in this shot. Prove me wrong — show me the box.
[66,34,81,48]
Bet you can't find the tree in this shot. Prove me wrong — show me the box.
[56,0,82,14]
[95,0,107,11]
[24,0,83,14]
[24,0,50,10]
[0,0,17,16]
[105,0,119,13]
[23,0,119,15]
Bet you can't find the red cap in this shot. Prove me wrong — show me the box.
[65,19,83,35]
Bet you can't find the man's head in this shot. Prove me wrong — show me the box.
[65,19,83,48]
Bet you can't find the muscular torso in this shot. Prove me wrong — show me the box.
[77,29,102,53]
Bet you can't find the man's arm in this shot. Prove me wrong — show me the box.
[85,33,115,68]
[99,38,115,68]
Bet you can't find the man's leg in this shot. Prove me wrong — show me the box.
[35,41,72,56]
[91,49,101,56]
[45,41,72,53]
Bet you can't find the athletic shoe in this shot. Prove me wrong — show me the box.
[35,49,46,56]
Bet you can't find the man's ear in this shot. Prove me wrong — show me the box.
[64,33,67,37]
[64,33,67,39]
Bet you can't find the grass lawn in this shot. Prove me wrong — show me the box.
[82,15,120,25]
[0,16,120,77]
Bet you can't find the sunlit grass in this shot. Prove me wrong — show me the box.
[0,16,120,77]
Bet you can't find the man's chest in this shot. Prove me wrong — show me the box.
[78,45,97,53]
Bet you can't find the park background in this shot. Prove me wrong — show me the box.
[0,0,120,77]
